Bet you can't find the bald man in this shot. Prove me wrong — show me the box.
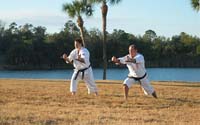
[112,44,157,100]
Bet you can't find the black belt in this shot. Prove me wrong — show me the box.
[74,65,91,80]
[128,73,147,81]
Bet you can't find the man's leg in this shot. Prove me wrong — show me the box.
[123,78,135,100]
[71,92,76,96]
[140,77,158,99]
[70,71,80,96]
[123,84,129,100]
[84,77,98,96]
[83,68,98,96]
[152,91,157,99]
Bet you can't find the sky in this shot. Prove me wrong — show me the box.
[0,0,200,37]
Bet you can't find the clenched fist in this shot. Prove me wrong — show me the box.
[111,56,118,63]
[62,53,68,60]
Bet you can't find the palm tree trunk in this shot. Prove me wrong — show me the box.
[79,26,85,47]
[102,2,108,80]
[77,16,85,47]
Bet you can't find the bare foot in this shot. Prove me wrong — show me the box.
[152,91,158,99]
[94,92,98,96]
[71,92,76,96]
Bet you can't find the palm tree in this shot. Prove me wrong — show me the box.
[191,0,200,11]
[62,0,93,47]
[89,0,122,79]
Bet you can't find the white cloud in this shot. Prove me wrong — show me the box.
[0,10,68,33]
[1,9,200,37]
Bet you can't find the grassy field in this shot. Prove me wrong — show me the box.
[0,79,200,125]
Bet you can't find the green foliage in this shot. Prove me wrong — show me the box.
[0,22,200,69]
[196,45,200,55]
[191,0,200,11]
[89,0,122,5]
[143,30,157,42]
[62,0,93,18]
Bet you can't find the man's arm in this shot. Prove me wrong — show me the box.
[111,56,121,65]
[126,55,144,64]
[62,53,73,64]
[75,55,85,63]
[125,56,136,63]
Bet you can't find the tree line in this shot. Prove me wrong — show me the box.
[0,21,200,70]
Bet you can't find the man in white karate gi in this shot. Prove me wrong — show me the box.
[111,44,157,100]
[62,38,98,96]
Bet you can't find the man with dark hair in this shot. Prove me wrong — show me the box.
[62,38,98,96]
[74,38,83,46]
[111,44,157,100]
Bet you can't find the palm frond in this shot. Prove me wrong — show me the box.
[62,3,77,18]
[63,1,94,19]
[109,0,122,5]
[191,0,200,11]
[88,0,121,5]
[88,0,104,4]
[85,4,94,16]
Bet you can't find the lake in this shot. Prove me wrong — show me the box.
[0,68,200,82]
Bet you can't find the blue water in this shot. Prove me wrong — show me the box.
[0,68,200,82]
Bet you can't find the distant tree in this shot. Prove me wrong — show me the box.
[33,26,46,42]
[18,24,34,44]
[88,0,122,79]
[143,29,157,42]
[190,0,200,64]
[6,43,31,66]
[8,22,18,34]
[196,45,200,55]
[0,21,6,53]
[0,20,5,36]
[64,20,79,34]
[62,0,93,47]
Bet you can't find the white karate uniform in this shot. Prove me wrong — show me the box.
[118,53,154,95]
[67,47,98,94]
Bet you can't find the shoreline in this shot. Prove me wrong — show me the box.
[0,78,200,85]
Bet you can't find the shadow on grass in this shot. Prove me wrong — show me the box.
[155,84,200,88]
[164,97,200,104]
